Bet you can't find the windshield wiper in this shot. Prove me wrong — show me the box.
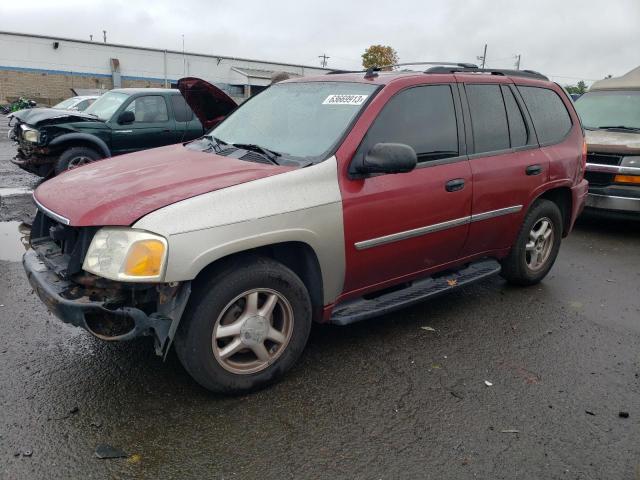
[232,143,281,165]
[202,135,228,152]
[597,125,640,132]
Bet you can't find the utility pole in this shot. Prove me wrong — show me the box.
[515,54,521,70]
[182,34,186,76]
[318,54,330,68]
[103,30,107,43]
[90,34,93,42]
[477,44,487,69]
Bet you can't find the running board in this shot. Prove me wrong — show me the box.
[330,259,501,326]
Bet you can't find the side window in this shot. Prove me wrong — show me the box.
[363,85,459,163]
[466,84,510,154]
[517,86,572,145]
[171,95,195,123]
[124,95,169,123]
[502,86,529,147]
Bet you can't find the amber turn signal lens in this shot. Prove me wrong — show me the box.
[124,240,165,276]
[614,175,640,185]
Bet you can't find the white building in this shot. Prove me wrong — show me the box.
[0,31,330,104]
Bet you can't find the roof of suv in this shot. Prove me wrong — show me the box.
[290,68,551,87]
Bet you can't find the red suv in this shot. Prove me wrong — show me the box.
[25,64,587,393]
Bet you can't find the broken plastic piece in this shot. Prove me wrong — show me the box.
[420,326,436,332]
[484,380,493,386]
[95,444,127,459]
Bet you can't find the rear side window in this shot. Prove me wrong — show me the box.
[466,84,510,153]
[171,95,195,122]
[363,85,459,163]
[502,86,529,147]
[518,86,572,145]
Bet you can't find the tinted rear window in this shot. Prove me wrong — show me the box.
[466,84,510,154]
[518,86,572,144]
[362,85,459,163]
[171,95,195,122]
[502,86,529,147]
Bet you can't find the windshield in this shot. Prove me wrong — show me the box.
[575,90,640,130]
[53,98,78,109]
[85,92,130,121]
[210,81,378,161]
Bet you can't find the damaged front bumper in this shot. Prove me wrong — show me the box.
[23,249,191,357]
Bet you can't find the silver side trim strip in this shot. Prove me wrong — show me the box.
[33,194,70,225]
[586,163,640,175]
[470,205,523,222]
[354,205,523,250]
[355,216,470,250]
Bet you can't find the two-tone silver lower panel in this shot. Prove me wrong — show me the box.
[354,205,522,250]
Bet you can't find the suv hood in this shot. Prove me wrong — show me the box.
[586,129,640,155]
[178,77,237,130]
[8,107,100,127]
[34,143,292,227]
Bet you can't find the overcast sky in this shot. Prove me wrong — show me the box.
[1,0,638,85]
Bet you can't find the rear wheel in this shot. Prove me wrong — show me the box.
[55,146,102,174]
[175,256,312,394]
[501,199,563,286]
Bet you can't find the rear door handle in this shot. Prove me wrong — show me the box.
[526,164,542,176]
[445,178,465,192]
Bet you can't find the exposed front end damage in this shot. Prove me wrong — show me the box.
[8,109,107,177]
[25,211,191,356]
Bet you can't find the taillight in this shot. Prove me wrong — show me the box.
[579,138,587,178]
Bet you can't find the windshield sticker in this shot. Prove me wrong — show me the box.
[323,94,368,105]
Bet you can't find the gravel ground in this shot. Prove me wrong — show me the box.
[1,130,639,479]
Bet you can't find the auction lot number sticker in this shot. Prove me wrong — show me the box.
[323,94,368,105]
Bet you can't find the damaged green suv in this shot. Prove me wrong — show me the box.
[8,78,237,176]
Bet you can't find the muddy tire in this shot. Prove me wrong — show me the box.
[54,146,102,175]
[174,256,312,394]
[501,199,563,286]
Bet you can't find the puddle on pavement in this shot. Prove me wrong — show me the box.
[0,188,32,197]
[0,221,31,261]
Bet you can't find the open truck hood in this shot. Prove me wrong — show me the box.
[8,107,100,127]
[178,77,237,130]
[33,143,292,227]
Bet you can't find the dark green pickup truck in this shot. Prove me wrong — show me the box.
[8,77,237,176]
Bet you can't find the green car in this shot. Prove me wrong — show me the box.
[8,77,237,177]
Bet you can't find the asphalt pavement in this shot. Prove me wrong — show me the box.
[1,128,639,479]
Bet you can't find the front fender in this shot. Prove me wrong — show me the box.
[48,133,111,158]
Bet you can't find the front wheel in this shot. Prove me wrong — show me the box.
[55,146,102,175]
[500,199,563,286]
[175,256,312,394]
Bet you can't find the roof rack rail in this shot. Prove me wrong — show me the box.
[425,66,549,80]
[327,61,479,77]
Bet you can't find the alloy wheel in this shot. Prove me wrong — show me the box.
[525,217,554,271]
[212,288,294,375]
[67,156,93,169]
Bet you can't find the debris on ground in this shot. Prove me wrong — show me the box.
[501,429,519,434]
[619,411,629,418]
[585,410,596,416]
[22,449,32,457]
[90,419,103,428]
[127,453,142,464]
[420,326,436,332]
[69,406,79,415]
[484,380,493,387]
[95,444,128,459]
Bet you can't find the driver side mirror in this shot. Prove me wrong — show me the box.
[117,110,135,125]
[358,143,417,175]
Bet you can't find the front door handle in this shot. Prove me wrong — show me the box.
[445,178,465,192]
[526,164,542,176]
